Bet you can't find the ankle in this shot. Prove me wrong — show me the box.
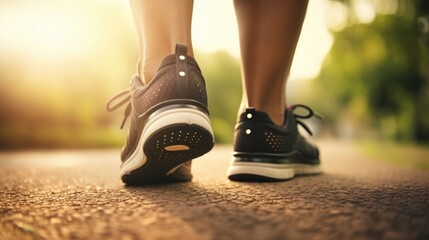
[140,59,162,84]
[267,111,285,126]
[140,44,194,84]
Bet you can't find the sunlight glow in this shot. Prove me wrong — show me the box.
[291,0,333,80]
[0,0,333,81]
[0,4,96,64]
[193,0,239,57]
[353,0,376,23]
[193,0,333,80]
[325,1,349,32]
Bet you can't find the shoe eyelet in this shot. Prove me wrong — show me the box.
[245,129,251,134]
[179,55,186,60]
[179,71,186,77]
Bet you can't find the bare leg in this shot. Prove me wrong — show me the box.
[234,0,308,126]
[129,0,194,84]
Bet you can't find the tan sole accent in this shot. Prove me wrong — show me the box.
[165,145,190,151]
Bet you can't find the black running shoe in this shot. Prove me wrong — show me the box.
[227,105,322,181]
[107,44,215,185]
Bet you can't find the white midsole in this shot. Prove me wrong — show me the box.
[227,161,322,179]
[120,108,214,177]
[227,162,295,180]
[293,163,322,175]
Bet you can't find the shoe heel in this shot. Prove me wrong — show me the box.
[121,107,214,183]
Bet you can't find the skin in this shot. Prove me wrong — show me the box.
[130,0,194,83]
[234,0,308,125]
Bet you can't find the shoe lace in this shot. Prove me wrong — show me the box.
[289,104,323,136]
[106,88,132,129]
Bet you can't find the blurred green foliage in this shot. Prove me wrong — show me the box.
[197,51,242,143]
[307,0,429,142]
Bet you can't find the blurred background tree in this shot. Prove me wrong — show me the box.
[303,0,429,142]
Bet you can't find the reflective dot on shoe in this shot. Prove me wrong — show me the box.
[247,113,252,119]
[179,55,186,60]
[179,71,186,76]
[246,129,251,134]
